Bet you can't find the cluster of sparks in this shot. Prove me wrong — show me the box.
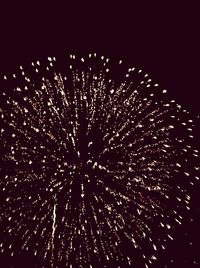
[0,53,199,267]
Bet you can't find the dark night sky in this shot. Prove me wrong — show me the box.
[0,2,199,115]
[0,2,199,267]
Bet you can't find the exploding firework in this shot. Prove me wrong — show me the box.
[0,53,199,267]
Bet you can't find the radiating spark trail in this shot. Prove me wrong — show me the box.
[50,199,57,267]
[0,53,199,267]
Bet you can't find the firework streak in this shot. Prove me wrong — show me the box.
[0,53,199,267]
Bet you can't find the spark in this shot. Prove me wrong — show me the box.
[50,198,57,267]
[0,53,199,267]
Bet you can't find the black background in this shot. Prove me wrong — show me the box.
[0,2,199,267]
[0,2,199,115]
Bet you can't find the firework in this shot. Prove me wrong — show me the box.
[0,53,199,267]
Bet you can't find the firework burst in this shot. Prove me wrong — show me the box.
[0,53,199,267]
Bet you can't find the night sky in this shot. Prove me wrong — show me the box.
[0,2,199,268]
